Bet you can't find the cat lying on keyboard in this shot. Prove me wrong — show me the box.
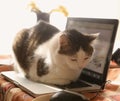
[12,20,98,85]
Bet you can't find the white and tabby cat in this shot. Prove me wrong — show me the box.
[12,20,98,85]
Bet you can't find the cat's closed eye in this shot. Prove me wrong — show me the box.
[71,57,89,62]
[71,58,77,61]
[70,54,77,61]
[84,57,90,60]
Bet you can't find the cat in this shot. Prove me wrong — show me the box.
[12,20,98,85]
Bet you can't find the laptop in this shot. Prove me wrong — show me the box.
[1,17,119,97]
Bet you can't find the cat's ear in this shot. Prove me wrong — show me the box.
[58,34,71,54]
[86,33,100,43]
[59,34,69,46]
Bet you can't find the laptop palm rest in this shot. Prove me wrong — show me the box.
[1,71,61,97]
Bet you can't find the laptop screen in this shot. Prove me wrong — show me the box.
[66,17,119,85]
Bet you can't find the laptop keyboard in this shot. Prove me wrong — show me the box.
[56,80,91,89]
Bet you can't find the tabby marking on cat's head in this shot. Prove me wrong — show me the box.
[55,29,99,69]
[58,29,97,55]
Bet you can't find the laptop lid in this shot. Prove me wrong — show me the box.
[66,17,119,89]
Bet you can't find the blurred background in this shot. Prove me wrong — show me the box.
[0,0,119,55]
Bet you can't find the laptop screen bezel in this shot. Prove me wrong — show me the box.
[65,17,119,88]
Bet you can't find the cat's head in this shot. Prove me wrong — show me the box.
[57,29,99,70]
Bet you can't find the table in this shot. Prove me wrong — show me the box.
[0,56,120,101]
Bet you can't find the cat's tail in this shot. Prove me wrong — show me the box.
[12,29,30,73]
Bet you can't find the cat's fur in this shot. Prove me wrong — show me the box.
[12,20,98,85]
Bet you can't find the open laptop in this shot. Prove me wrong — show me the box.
[57,17,119,92]
[1,17,119,97]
